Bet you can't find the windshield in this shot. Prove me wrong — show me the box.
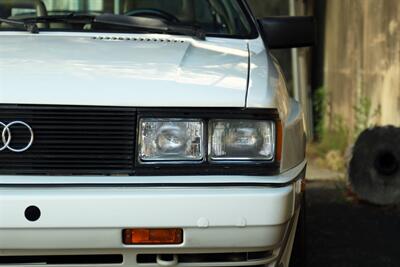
[0,0,255,37]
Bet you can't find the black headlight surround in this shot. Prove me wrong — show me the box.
[135,108,281,176]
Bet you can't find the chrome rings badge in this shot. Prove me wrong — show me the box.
[0,121,34,152]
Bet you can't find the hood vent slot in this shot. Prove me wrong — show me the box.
[92,36,186,43]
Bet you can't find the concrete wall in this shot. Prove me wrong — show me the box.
[324,0,400,132]
[247,0,289,18]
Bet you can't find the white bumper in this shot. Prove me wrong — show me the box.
[0,185,295,250]
[0,163,305,267]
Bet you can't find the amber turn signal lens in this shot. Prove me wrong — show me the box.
[275,120,283,162]
[123,228,183,245]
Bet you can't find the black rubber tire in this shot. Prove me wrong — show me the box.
[289,193,306,267]
[349,126,400,205]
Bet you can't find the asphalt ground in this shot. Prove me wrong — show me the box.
[306,179,400,267]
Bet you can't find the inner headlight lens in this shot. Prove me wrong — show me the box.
[139,119,204,162]
[210,120,275,161]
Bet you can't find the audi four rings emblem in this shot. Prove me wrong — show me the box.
[0,121,34,153]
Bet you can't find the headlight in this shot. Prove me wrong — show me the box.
[209,120,275,161]
[138,119,204,162]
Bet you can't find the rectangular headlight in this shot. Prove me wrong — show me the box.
[138,119,204,162]
[209,120,275,161]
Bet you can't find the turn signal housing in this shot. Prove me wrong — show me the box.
[123,228,183,245]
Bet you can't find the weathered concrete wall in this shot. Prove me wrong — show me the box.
[247,0,289,18]
[324,0,400,132]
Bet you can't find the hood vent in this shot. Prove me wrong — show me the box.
[92,36,186,43]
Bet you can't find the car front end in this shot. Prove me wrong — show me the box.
[0,1,309,267]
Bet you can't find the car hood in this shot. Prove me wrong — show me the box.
[0,33,250,107]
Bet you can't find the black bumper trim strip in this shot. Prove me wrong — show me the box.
[0,165,306,189]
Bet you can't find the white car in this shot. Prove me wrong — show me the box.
[0,1,313,267]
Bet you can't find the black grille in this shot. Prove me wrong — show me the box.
[0,105,136,175]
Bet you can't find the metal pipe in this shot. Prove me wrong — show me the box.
[289,0,300,102]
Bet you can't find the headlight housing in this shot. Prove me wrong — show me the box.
[138,119,204,162]
[138,118,276,163]
[209,120,275,161]
[136,109,281,175]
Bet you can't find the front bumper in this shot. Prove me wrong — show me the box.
[0,185,295,250]
[0,164,305,267]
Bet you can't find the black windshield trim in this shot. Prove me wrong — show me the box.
[234,0,259,39]
[0,28,258,40]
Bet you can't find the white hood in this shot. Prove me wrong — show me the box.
[0,32,250,107]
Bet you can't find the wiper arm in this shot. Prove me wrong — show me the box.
[94,14,206,40]
[0,13,92,33]
[24,13,94,24]
[1,14,206,39]
[0,17,39,33]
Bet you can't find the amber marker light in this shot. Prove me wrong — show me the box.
[275,120,283,162]
[123,228,183,245]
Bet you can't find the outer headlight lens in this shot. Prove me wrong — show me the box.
[139,119,204,162]
[210,120,275,161]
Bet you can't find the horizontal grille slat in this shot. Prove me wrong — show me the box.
[0,105,136,175]
[8,138,134,142]
[0,155,134,160]
[21,130,134,135]
[0,157,132,160]
[10,140,134,144]
[22,121,136,125]
[28,140,134,145]
[14,125,135,130]
[4,149,132,154]
[0,116,136,121]
[0,163,132,167]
